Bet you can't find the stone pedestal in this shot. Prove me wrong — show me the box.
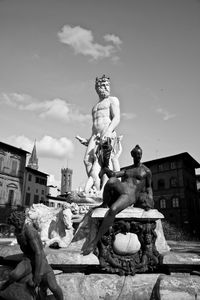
[91,207,164,275]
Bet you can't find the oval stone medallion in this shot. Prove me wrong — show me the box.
[113,232,141,255]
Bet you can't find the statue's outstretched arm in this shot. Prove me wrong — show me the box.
[102,167,125,179]
[75,135,89,146]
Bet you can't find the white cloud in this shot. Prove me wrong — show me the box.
[104,34,122,48]
[5,135,33,152]
[38,136,74,159]
[47,174,60,187]
[4,135,74,160]
[121,112,137,120]
[57,25,122,60]
[156,108,176,121]
[0,93,91,123]
[111,56,120,64]
[0,93,33,107]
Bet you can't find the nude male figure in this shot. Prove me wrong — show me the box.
[76,75,120,192]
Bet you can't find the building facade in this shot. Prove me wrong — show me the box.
[23,142,48,207]
[122,152,200,235]
[144,153,200,235]
[196,174,200,192]
[23,167,48,207]
[0,141,29,221]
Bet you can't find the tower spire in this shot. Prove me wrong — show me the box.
[28,139,38,170]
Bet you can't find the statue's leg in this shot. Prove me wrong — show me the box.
[84,185,136,255]
[95,192,135,243]
[99,173,108,193]
[111,156,120,172]
[90,160,101,190]
[84,176,94,194]
[84,160,101,193]
[44,268,63,300]
[102,177,124,207]
[9,258,32,283]
[0,259,32,292]
[84,136,96,176]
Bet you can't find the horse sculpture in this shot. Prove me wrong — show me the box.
[26,203,74,248]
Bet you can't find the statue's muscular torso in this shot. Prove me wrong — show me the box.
[16,224,45,260]
[92,96,119,136]
[122,164,152,199]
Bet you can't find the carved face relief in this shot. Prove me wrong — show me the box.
[26,208,38,221]
[63,208,73,229]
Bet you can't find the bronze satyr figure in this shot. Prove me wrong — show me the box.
[0,210,63,300]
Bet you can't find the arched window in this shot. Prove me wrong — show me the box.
[7,183,18,189]
[170,177,177,187]
[158,179,165,189]
[160,198,166,209]
[172,197,179,208]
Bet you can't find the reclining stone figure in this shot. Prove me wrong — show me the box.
[84,144,154,255]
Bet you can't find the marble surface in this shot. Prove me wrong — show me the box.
[91,207,164,220]
[1,243,200,267]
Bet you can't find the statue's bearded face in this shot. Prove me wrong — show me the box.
[96,81,110,98]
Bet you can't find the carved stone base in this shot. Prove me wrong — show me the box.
[94,219,163,276]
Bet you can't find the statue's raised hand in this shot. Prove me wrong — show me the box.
[76,135,89,146]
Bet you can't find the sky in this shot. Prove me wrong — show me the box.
[0,0,200,190]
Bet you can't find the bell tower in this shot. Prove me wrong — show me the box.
[61,168,73,194]
[27,140,38,170]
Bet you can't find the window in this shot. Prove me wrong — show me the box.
[160,198,166,209]
[42,190,44,195]
[40,178,47,185]
[170,177,177,187]
[36,189,38,193]
[34,194,39,203]
[35,177,47,185]
[25,193,31,206]
[0,156,4,171]
[11,160,17,175]
[8,190,14,205]
[158,164,164,172]
[158,179,165,189]
[28,174,32,182]
[170,162,176,169]
[27,186,30,191]
[172,197,179,208]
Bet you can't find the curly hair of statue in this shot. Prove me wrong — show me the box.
[95,75,110,88]
[7,210,26,229]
